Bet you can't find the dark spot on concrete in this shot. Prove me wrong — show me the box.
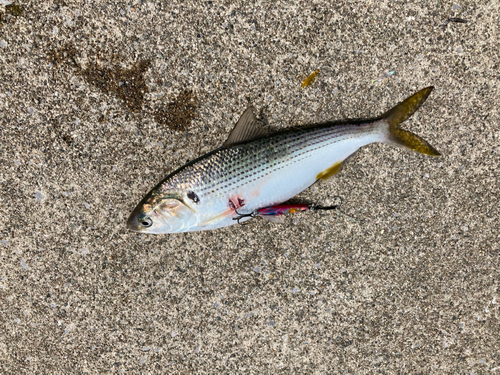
[46,44,150,113]
[79,60,150,112]
[154,90,197,131]
[0,3,24,27]
[47,43,78,67]
[6,4,24,17]
[49,118,73,147]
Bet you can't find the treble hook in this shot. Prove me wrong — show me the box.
[232,207,257,225]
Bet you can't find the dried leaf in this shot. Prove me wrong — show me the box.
[301,69,319,89]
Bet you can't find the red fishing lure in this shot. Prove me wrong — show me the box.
[232,198,343,225]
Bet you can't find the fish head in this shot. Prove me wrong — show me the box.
[127,190,196,234]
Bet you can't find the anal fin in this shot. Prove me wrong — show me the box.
[316,161,343,181]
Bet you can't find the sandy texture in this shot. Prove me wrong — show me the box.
[1,0,499,373]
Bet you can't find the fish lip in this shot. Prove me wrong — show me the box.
[127,224,142,233]
[126,206,143,232]
[126,215,140,232]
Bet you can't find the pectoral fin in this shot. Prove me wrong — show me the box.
[200,209,233,226]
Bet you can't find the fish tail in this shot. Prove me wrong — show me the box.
[381,87,440,156]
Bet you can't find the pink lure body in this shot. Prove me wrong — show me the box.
[257,204,311,217]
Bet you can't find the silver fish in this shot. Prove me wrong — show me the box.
[127,87,440,233]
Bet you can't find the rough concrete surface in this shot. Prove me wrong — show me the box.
[0,0,499,373]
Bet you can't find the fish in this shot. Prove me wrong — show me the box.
[127,87,440,234]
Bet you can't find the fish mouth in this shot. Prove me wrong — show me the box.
[127,203,145,232]
[126,213,141,232]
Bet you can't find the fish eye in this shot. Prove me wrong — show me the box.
[140,216,153,228]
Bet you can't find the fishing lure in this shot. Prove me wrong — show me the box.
[233,199,344,225]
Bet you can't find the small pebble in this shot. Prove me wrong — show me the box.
[20,258,29,270]
[34,191,45,202]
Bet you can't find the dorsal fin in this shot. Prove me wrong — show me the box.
[222,106,269,148]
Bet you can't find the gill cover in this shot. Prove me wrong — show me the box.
[127,192,196,233]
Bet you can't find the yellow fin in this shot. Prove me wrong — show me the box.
[382,87,433,127]
[389,127,440,155]
[316,161,343,181]
[383,87,441,156]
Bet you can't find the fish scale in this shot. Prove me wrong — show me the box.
[127,87,440,233]
[164,123,373,197]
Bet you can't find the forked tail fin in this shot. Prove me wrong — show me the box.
[382,87,440,156]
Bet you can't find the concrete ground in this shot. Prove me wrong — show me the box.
[1,0,499,373]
